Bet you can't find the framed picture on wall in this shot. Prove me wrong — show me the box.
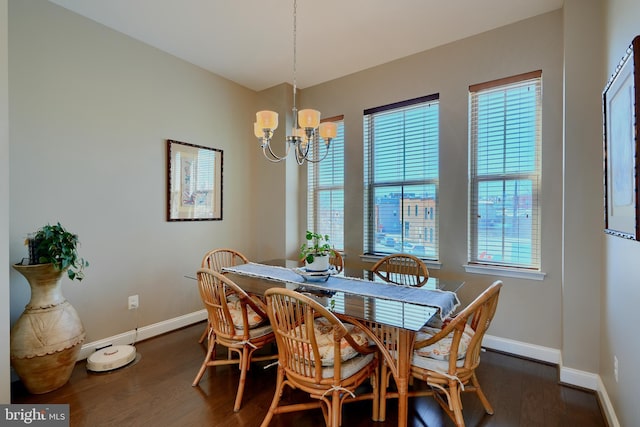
[603,35,640,240]
[167,139,223,221]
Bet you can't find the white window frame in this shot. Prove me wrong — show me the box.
[363,94,440,264]
[466,70,545,279]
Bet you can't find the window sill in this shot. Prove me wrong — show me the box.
[463,264,546,281]
[360,254,442,270]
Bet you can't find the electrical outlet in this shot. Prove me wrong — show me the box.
[614,356,619,383]
[128,295,139,310]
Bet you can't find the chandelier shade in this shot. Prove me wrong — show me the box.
[256,111,278,131]
[319,122,338,140]
[298,109,321,129]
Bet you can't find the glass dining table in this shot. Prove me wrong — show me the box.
[219,259,464,426]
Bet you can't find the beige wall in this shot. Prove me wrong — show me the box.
[8,1,259,342]
[302,10,566,350]
[602,0,640,424]
[1,0,10,404]
[562,0,604,375]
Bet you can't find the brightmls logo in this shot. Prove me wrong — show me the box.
[0,405,69,426]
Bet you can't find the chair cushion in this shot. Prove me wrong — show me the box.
[312,318,370,366]
[246,323,273,339]
[414,324,475,361]
[226,294,265,330]
[412,352,465,375]
[321,353,375,379]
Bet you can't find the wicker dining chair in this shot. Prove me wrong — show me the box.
[371,253,429,287]
[261,288,380,427]
[197,248,250,343]
[406,280,503,427]
[192,268,277,412]
[329,251,344,273]
[201,248,249,272]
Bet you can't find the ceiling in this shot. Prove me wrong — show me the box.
[49,0,563,92]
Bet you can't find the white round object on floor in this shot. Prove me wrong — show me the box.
[87,345,137,372]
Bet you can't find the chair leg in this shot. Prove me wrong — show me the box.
[448,380,465,427]
[319,401,330,427]
[330,389,340,427]
[260,366,285,427]
[192,334,215,386]
[471,373,494,414]
[378,362,390,421]
[371,364,380,421]
[233,346,251,412]
[198,323,209,344]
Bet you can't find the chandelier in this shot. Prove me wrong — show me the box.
[253,0,337,164]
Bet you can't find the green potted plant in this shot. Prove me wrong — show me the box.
[299,230,335,272]
[26,222,89,281]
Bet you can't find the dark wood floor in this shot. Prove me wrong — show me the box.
[12,322,607,427]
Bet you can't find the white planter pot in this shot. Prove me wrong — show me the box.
[305,254,330,272]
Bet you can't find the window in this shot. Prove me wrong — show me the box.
[468,71,542,270]
[307,116,345,249]
[364,95,439,259]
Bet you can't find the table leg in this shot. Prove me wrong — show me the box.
[350,319,417,427]
[396,329,413,427]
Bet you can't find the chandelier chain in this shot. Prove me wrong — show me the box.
[292,0,298,115]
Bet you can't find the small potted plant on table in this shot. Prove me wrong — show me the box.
[299,230,335,272]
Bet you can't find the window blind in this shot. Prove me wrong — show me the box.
[307,116,345,250]
[363,95,439,259]
[468,71,542,269]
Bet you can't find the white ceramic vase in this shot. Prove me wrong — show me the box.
[305,254,330,272]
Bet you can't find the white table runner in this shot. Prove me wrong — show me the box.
[223,262,460,320]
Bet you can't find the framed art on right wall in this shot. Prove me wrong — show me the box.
[603,35,640,240]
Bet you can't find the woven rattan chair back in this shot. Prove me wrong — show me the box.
[371,253,429,286]
[201,248,249,271]
[197,268,249,340]
[197,249,250,343]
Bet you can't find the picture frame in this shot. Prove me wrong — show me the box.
[603,36,640,240]
[167,139,223,221]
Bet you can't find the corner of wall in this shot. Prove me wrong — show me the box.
[1,0,11,405]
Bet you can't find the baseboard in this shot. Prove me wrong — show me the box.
[78,309,207,360]
[483,334,597,390]
[559,364,599,390]
[482,333,561,364]
[597,376,621,427]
